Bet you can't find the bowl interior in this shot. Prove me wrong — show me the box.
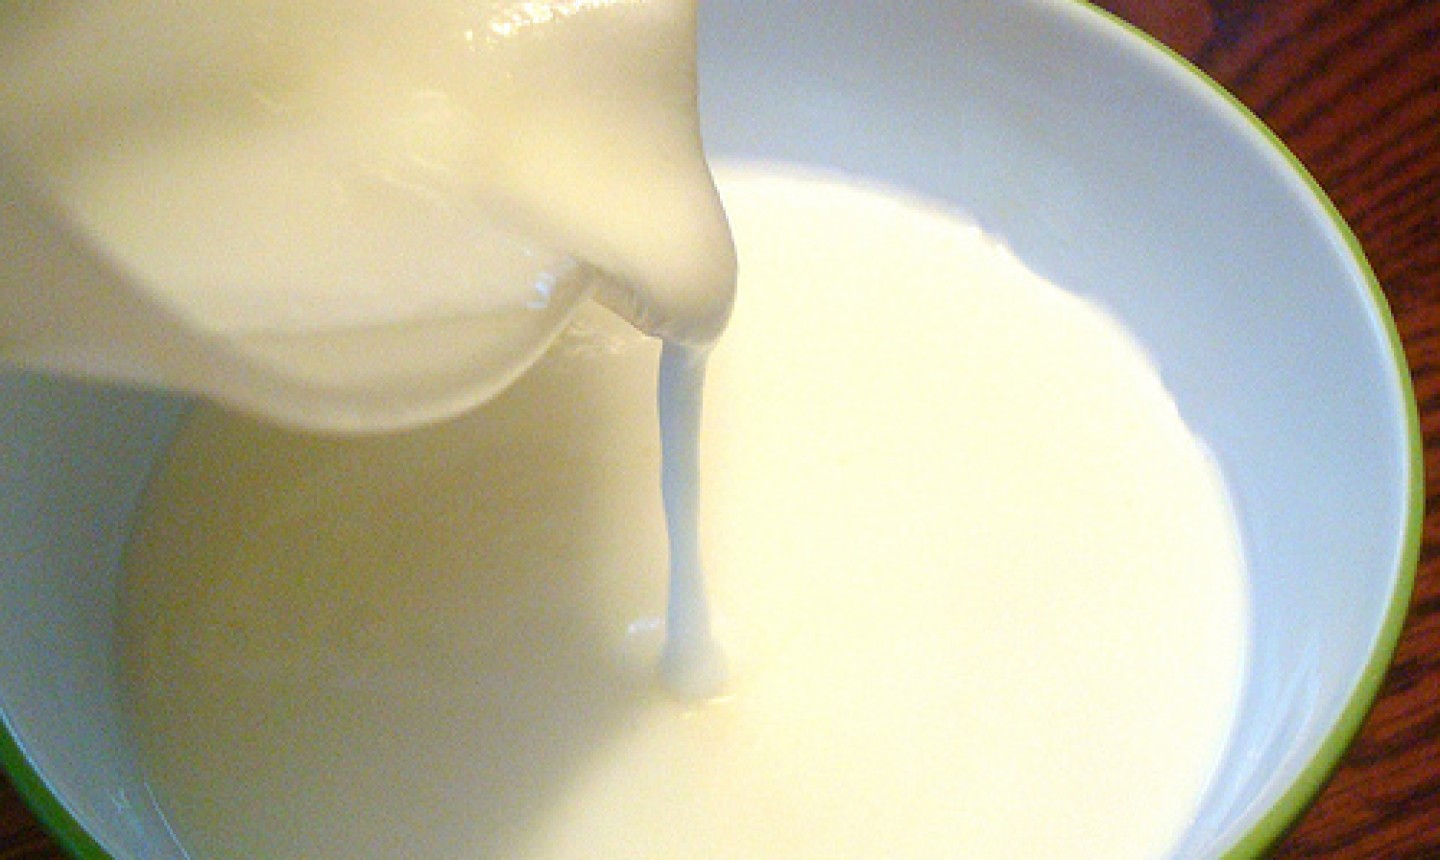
[0,378,188,860]
[0,1,1419,858]
[699,1,1417,850]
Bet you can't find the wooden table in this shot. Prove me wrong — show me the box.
[3,1,1437,857]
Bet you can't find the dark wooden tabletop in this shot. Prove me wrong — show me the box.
[2,1,1438,858]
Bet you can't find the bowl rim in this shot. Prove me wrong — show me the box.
[1066,2,1421,856]
[0,1,1424,858]
[0,726,109,859]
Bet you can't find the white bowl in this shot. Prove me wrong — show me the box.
[0,1,1420,857]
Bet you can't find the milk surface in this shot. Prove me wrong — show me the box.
[122,167,1248,860]
[0,1,733,429]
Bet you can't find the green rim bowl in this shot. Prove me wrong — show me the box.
[0,1,1422,857]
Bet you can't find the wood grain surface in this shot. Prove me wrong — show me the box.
[2,1,1437,857]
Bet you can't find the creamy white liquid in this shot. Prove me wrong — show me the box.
[122,167,1248,860]
[1,0,733,698]
[0,1,734,430]
[657,343,729,700]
